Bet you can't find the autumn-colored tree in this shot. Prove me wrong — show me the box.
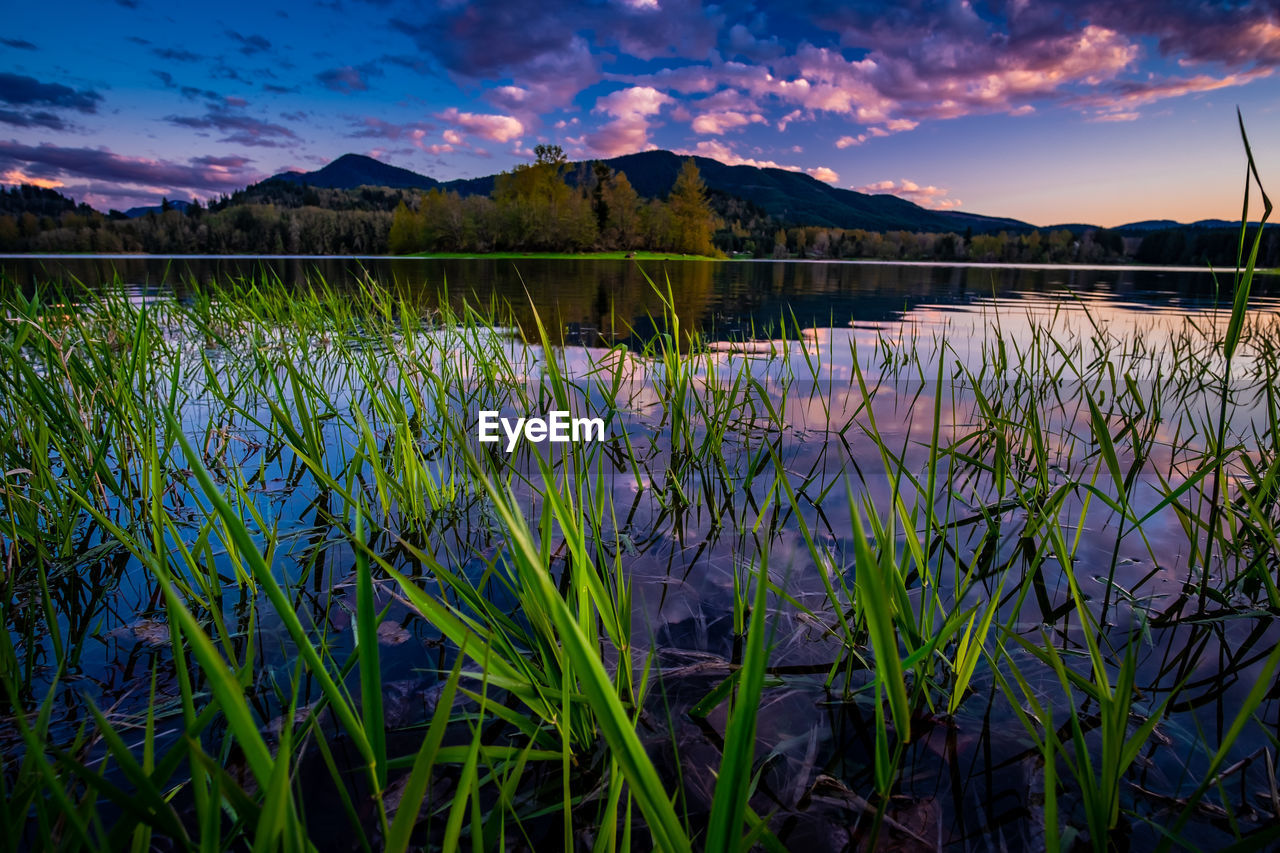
[667,158,716,256]
[388,200,417,254]
[603,171,641,249]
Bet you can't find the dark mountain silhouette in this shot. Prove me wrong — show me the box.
[1114,218,1246,232]
[124,199,192,218]
[589,151,1032,233]
[271,153,441,191]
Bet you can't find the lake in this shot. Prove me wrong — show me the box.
[3,256,1278,850]
[7,254,1279,346]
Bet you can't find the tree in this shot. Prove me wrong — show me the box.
[603,171,641,249]
[772,228,788,259]
[493,143,585,249]
[388,200,418,254]
[591,162,612,233]
[667,159,716,256]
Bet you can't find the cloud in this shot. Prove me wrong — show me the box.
[673,139,799,171]
[437,107,524,142]
[798,1,1277,124]
[0,140,262,195]
[1076,67,1275,117]
[854,179,962,210]
[1089,111,1140,122]
[725,21,784,62]
[152,71,222,101]
[690,109,765,135]
[585,86,672,155]
[1,168,64,189]
[347,117,437,149]
[226,31,272,56]
[190,154,254,169]
[391,0,719,110]
[165,103,299,147]
[835,118,918,148]
[612,2,1274,144]
[0,109,67,131]
[152,47,203,63]
[0,73,102,112]
[806,166,839,183]
[392,8,599,110]
[317,65,379,93]
[1082,2,1280,69]
[1,38,37,50]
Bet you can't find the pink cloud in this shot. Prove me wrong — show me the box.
[806,166,839,184]
[690,109,765,135]
[673,139,798,172]
[854,179,962,210]
[584,85,672,156]
[437,108,525,143]
[835,118,917,148]
[1075,67,1275,118]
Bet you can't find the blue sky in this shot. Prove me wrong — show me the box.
[2,0,1278,225]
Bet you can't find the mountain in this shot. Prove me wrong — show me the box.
[124,199,192,218]
[1115,218,1252,232]
[271,153,440,191]
[589,151,1033,234]
[1112,219,1181,232]
[266,151,1030,234]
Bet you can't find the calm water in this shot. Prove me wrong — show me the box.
[5,256,1279,849]
[6,255,1280,346]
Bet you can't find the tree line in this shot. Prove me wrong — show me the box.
[1,159,1275,268]
[0,199,391,255]
[387,145,719,255]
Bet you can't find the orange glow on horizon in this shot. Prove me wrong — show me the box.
[2,169,65,190]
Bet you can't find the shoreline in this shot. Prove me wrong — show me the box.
[2,253,1269,275]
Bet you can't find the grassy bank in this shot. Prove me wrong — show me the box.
[403,250,724,261]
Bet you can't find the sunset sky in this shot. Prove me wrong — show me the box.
[2,0,1277,226]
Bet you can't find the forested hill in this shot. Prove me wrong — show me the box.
[272,153,441,192]
[589,151,1030,233]
[266,150,1029,235]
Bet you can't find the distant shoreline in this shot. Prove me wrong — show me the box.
[2,253,1273,275]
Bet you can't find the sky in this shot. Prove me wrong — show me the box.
[2,0,1278,227]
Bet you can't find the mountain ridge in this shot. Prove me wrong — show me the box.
[265,151,1033,234]
[272,153,441,192]
[264,152,1264,235]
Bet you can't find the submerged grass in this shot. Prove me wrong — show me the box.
[1,123,1279,851]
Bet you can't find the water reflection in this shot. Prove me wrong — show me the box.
[5,256,1279,349]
